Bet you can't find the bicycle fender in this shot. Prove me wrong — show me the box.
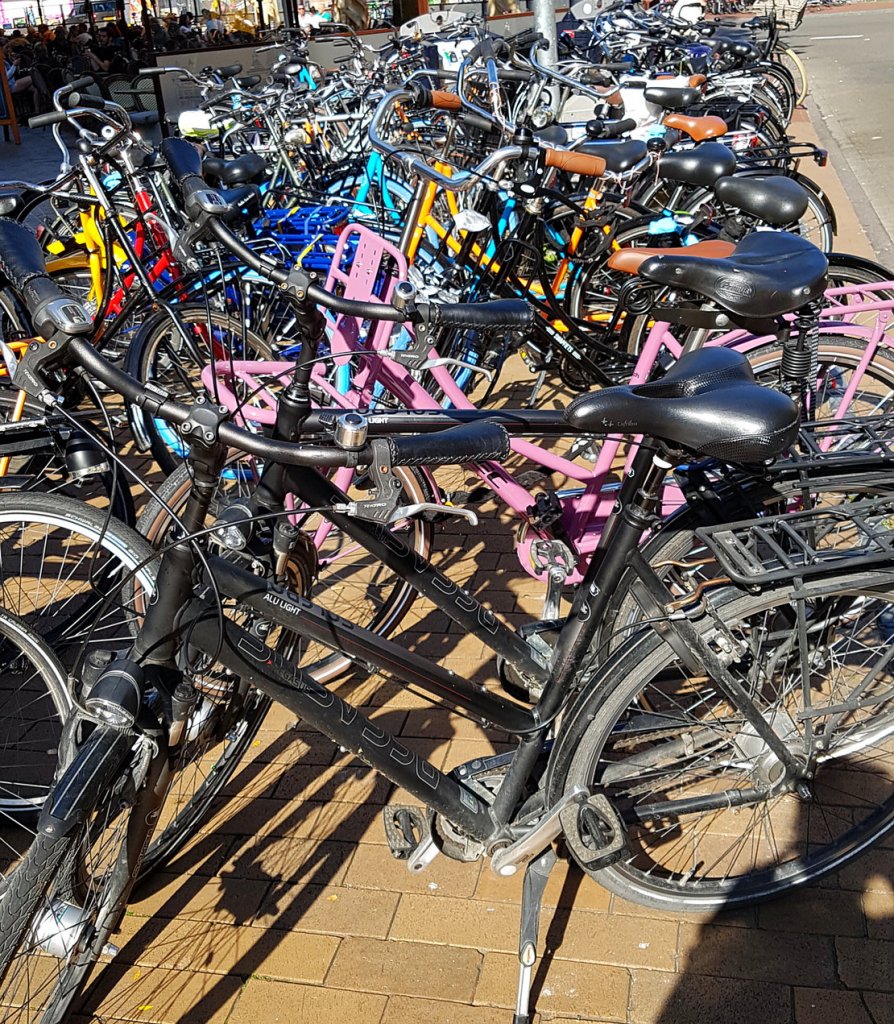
[37,725,132,838]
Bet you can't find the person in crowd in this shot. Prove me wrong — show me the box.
[3,45,41,113]
[85,25,122,72]
[296,1,321,31]
[202,7,224,43]
[6,30,30,52]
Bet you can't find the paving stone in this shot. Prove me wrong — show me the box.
[863,992,894,1023]
[835,937,894,990]
[381,995,527,1024]
[228,979,387,1024]
[473,859,612,913]
[630,969,791,1024]
[251,882,399,938]
[326,937,482,1002]
[474,951,629,1020]
[400,708,494,741]
[758,888,866,936]
[794,987,875,1024]
[80,963,243,1023]
[217,836,355,885]
[346,840,482,898]
[128,872,270,926]
[271,763,392,803]
[548,907,679,971]
[836,850,894,893]
[145,832,238,878]
[304,800,388,844]
[678,923,837,987]
[111,915,339,983]
[198,797,319,839]
[388,893,522,952]
[863,890,894,941]
[248,728,340,765]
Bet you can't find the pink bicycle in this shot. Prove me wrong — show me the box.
[138,224,894,681]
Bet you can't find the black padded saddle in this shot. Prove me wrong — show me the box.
[565,348,799,463]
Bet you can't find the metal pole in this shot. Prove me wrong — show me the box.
[531,0,556,67]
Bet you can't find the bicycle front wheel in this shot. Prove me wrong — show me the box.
[0,724,145,1024]
[555,575,894,911]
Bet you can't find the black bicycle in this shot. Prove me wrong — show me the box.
[2,200,894,1024]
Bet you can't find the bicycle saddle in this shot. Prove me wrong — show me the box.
[217,64,243,80]
[218,185,261,220]
[662,114,728,142]
[235,75,261,89]
[574,138,648,173]
[711,38,760,59]
[643,85,701,111]
[565,347,799,463]
[534,125,570,146]
[610,232,829,319]
[658,142,737,187]
[202,153,268,186]
[714,174,810,226]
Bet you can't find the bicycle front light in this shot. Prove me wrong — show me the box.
[84,659,143,729]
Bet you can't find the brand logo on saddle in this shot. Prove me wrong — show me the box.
[715,277,755,303]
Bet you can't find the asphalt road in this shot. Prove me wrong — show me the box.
[792,7,894,261]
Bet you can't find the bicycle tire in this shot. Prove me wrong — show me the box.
[125,305,273,477]
[0,607,70,826]
[552,573,894,910]
[774,45,808,106]
[0,492,275,878]
[0,726,138,1024]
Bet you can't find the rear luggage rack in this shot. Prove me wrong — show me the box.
[695,496,894,587]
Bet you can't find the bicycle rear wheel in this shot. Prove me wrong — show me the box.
[554,575,894,911]
[774,45,808,106]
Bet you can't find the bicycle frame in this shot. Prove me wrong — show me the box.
[135,422,697,845]
[206,253,894,584]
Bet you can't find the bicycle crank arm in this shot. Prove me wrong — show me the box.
[490,785,588,877]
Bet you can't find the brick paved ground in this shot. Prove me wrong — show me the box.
[4,60,892,1024]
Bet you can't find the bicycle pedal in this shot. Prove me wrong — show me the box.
[382,805,432,862]
[559,793,625,870]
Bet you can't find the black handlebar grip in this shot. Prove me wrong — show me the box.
[378,421,511,468]
[509,28,545,48]
[28,109,69,128]
[588,116,637,139]
[429,299,533,330]
[22,276,94,340]
[67,92,107,110]
[60,76,95,94]
[458,110,498,133]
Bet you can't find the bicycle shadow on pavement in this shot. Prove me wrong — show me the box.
[647,750,894,1024]
[70,692,476,1023]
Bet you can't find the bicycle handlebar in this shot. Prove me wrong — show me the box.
[34,334,511,471]
[369,89,525,190]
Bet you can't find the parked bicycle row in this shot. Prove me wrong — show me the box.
[0,3,893,1022]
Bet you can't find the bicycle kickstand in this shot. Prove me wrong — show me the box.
[512,846,557,1024]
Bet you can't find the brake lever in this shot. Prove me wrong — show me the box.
[417,356,495,382]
